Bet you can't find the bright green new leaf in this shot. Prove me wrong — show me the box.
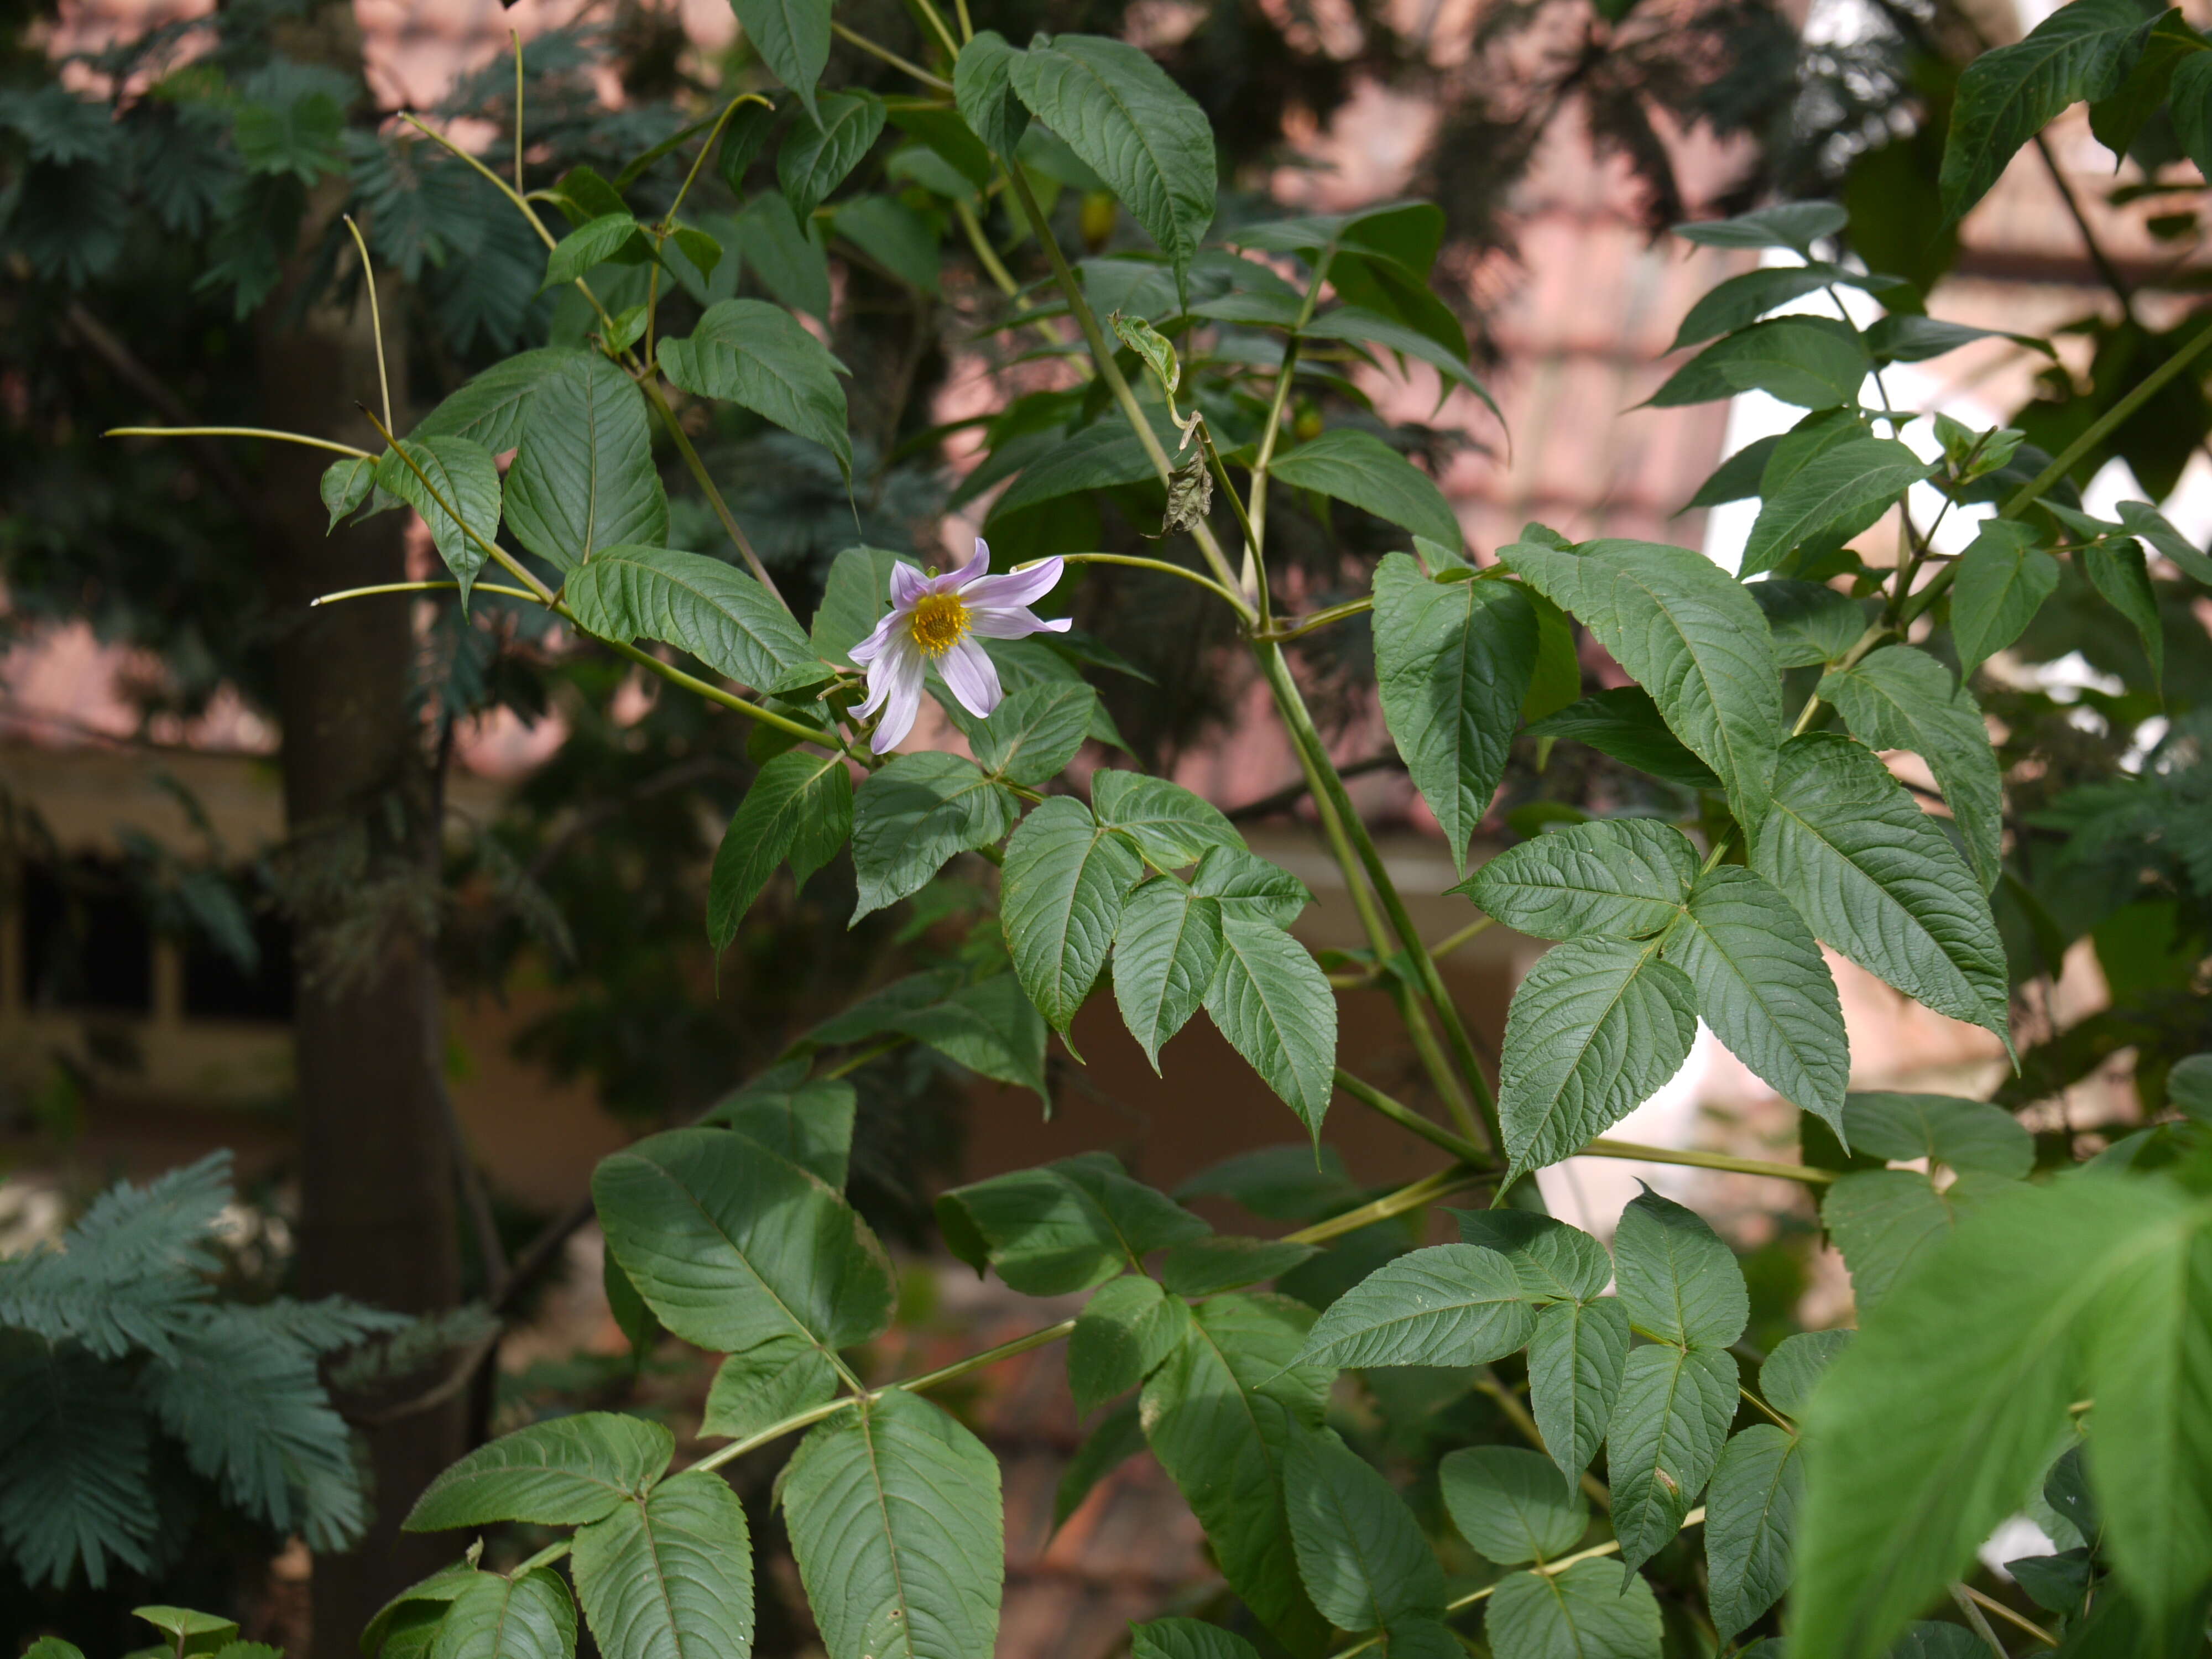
[936,1152,1209,1295]
[953,33,1031,161]
[1499,535,1784,827]
[1285,1427,1448,1629]
[1113,879,1224,1071]
[1612,1188,1750,1349]
[701,1074,856,1187]
[1192,846,1312,926]
[375,437,502,605]
[1205,916,1338,1139]
[1821,1167,2017,1308]
[1840,1091,2034,1176]
[779,90,885,221]
[850,753,1018,920]
[1069,1274,1195,1415]
[565,546,817,693]
[429,1569,576,1659]
[701,1332,840,1442]
[1439,1445,1588,1565]
[1371,554,1537,871]
[1646,316,1869,411]
[1740,437,1934,578]
[1141,1293,1333,1653]
[893,974,1051,1099]
[2084,536,2164,685]
[708,749,853,950]
[659,298,853,482]
[1496,937,1699,1175]
[1159,1235,1320,1297]
[1003,796,1144,1031]
[1751,733,2012,1045]
[1607,1344,1738,1573]
[1661,865,1850,1130]
[1526,1296,1630,1482]
[1951,519,2058,676]
[1006,35,1216,291]
[1760,1329,1851,1418]
[502,354,667,572]
[1453,1210,1611,1303]
[731,0,829,117]
[1269,429,1462,551]
[404,1413,671,1531]
[1287,1243,1532,1370]
[1458,818,1697,941]
[1522,688,1721,793]
[1483,1558,1662,1659]
[782,1389,1004,1659]
[572,1470,753,1659]
[1704,1425,1802,1640]
[542,212,644,290]
[593,1126,894,1357]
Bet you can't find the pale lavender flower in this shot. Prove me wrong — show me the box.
[849,540,1070,754]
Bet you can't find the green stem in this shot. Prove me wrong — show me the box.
[635,375,787,608]
[831,20,954,90]
[2000,321,2212,523]
[1193,421,1264,594]
[311,580,546,608]
[1258,596,1373,641]
[1577,1137,1834,1186]
[105,425,371,459]
[953,197,1063,352]
[1430,913,1495,962]
[1473,1370,1613,1509]
[1046,552,1246,611]
[667,94,771,224]
[1246,248,1335,587]
[1335,1069,1490,1165]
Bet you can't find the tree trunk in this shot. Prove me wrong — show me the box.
[255,270,468,1653]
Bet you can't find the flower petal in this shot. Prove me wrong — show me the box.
[931,540,991,593]
[865,640,927,753]
[938,637,1003,719]
[848,609,902,666]
[888,561,931,610]
[966,603,1074,639]
[960,555,1063,610]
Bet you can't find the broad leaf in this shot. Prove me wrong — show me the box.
[415,347,585,453]
[782,1389,1004,1659]
[1205,916,1338,1139]
[1759,1329,1851,1418]
[1522,688,1721,794]
[1499,536,1784,826]
[1606,1344,1738,1573]
[850,753,1018,920]
[1673,201,1848,255]
[701,1332,839,1442]
[1670,263,1910,349]
[1068,1274,1194,1415]
[953,33,1031,161]
[1840,1091,2034,1176]
[566,546,817,693]
[893,974,1051,1099]
[404,1414,672,1532]
[1192,846,1312,926]
[660,298,853,482]
[1302,306,1500,419]
[1285,1427,1448,1629]
[1269,429,1462,551]
[1130,1620,1260,1659]
[936,1152,1209,1295]
[430,1570,577,1659]
[810,545,905,666]
[1141,1293,1332,1652]
[572,1471,754,1659]
[1661,865,1849,1130]
[1704,1425,1801,1640]
[593,1126,894,1358]
[1092,772,1245,867]
[1006,36,1216,291]
[2117,497,2212,586]
[1439,1445,1588,1565]
[701,1075,857,1187]
[1526,1296,1630,1482]
[1647,316,1869,411]
[1003,796,1144,1031]
[1371,555,1537,870]
[959,682,1093,786]
[1458,818,1697,941]
[1611,1189,1750,1349]
[779,91,885,221]
[1288,1243,1531,1370]
[376,437,500,603]
[1483,1559,1662,1659]
[542,212,644,290]
[1751,733,2011,1045]
[2084,536,2164,684]
[1750,578,1867,669]
[1113,879,1224,1070]
[708,749,854,948]
[502,354,667,572]
[1159,1235,1321,1297]
[321,454,377,530]
[737,192,832,319]
[1453,1210,1611,1303]
[1740,437,1934,578]
[1496,937,1699,1175]
[988,422,1159,518]
[731,0,830,118]
[1951,519,2058,676]
[1820,1167,2016,1309]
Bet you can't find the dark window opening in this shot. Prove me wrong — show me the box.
[183,906,295,1022]
[19,858,153,1014]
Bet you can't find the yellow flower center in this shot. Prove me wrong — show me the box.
[907,591,971,659]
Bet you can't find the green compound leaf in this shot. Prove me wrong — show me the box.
[1269,429,1462,552]
[375,437,500,604]
[936,1152,1209,1296]
[1287,1243,1532,1371]
[1499,535,1784,828]
[1669,262,1907,349]
[1204,916,1338,1140]
[701,1074,856,1188]
[1819,644,2004,893]
[1740,436,1934,578]
[1523,688,1721,793]
[1820,1167,2018,1310]
[1159,1235,1321,1297]
[1192,846,1312,926]
[1750,578,1869,670]
[1759,1329,1853,1419]
[2118,497,2212,586]
[1068,1274,1194,1415]
[1496,938,1699,1176]
[1611,1188,1750,1350]
[1661,865,1849,1131]
[1006,35,1215,291]
[1003,796,1145,1032]
[701,1332,840,1442]
[1704,1425,1802,1641]
[731,0,830,118]
[501,354,667,572]
[1130,1619,1260,1659]
[1285,1427,1448,1630]
[1483,1558,1662,1659]
[1750,733,2012,1047]
[572,1470,754,1659]
[429,1569,577,1659]
[414,348,588,452]
[1951,519,2058,676]
[1453,1210,1612,1303]
[542,212,644,291]
[850,753,1018,921]
[1458,818,1697,942]
[1526,1296,1631,1483]
[1371,554,1538,872]
[1646,316,1869,412]
[565,546,817,693]
[893,973,1051,1100]
[953,32,1031,161]
[404,1413,672,1532]
[321,453,377,531]
[1301,307,1500,420]
[958,681,1094,786]
[779,90,885,222]
[1840,1091,2034,1177]
[1141,1293,1333,1653]
[782,1390,1004,1659]
[708,749,853,950]
[593,1126,894,1357]
[2084,535,2164,686]
[1439,1444,1588,1565]
[1606,1344,1738,1574]
[1092,770,1247,867]
[1113,879,1224,1071]
[659,298,853,483]
[1673,200,1848,255]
